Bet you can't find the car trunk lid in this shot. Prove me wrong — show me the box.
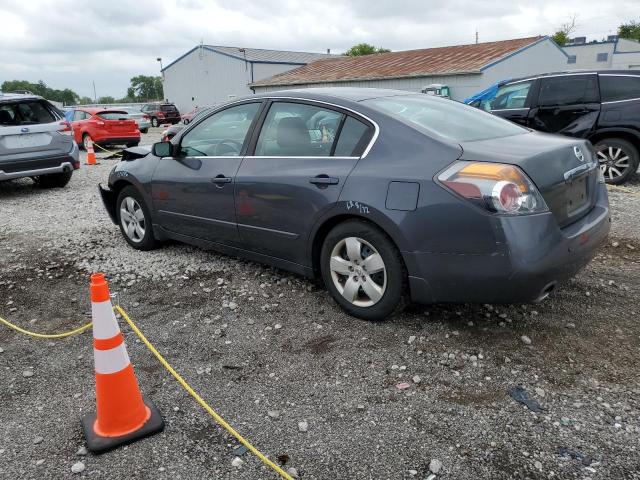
[459,131,599,228]
[97,111,138,133]
[0,121,71,163]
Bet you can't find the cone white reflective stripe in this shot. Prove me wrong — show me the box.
[94,343,131,374]
[91,300,121,339]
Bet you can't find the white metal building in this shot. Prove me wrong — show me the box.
[563,37,640,70]
[250,37,569,102]
[162,45,333,112]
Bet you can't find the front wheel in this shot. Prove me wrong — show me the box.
[116,186,157,250]
[320,220,405,321]
[594,138,639,185]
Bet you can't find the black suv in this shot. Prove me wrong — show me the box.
[140,102,181,127]
[469,71,640,184]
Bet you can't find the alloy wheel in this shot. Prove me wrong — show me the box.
[329,236,387,307]
[596,145,631,181]
[120,197,146,243]
[83,134,93,150]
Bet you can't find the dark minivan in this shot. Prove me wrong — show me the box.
[140,102,181,127]
[468,71,640,184]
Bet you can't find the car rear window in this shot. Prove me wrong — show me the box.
[97,111,130,120]
[600,75,640,102]
[363,94,527,142]
[0,101,56,126]
[161,105,177,112]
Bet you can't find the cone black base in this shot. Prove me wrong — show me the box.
[81,396,164,454]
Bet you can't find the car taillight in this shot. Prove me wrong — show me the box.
[437,161,547,215]
[58,121,73,135]
[143,114,150,119]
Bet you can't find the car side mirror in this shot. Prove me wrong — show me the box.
[152,141,173,158]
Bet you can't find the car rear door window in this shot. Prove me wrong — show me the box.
[600,75,640,102]
[489,81,533,110]
[333,116,372,157]
[537,75,599,106]
[255,102,343,157]
[179,102,260,157]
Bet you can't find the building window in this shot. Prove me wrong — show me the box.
[567,55,577,64]
[597,53,608,62]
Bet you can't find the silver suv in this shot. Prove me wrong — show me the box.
[0,93,80,187]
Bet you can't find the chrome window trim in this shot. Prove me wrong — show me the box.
[243,156,359,160]
[195,96,380,159]
[601,97,640,104]
[599,73,640,78]
[490,107,531,112]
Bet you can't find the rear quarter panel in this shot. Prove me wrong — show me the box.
[334,114,500,256]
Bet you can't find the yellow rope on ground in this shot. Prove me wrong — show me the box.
[0,308,293,480]
[0,315,92,338]
[114,305,294,480]
[607,184,640,196]
[92,143,122,157]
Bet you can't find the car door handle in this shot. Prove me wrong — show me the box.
[309,175,339,185]
[211,175,232,184]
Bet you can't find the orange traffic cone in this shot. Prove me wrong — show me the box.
[85,139,99,165]
[81,273,163,453]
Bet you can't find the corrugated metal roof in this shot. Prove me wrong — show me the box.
[206,46,334,64]
[250,36,545,87]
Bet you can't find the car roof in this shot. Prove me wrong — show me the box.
[78,108,129,114]
[0,92,45,103]
[255,87,416,102]
[504,69,640,84]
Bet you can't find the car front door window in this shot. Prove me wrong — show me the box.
[180,103,260,157]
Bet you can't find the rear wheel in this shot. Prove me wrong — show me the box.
[151,117,159,127]
[320,220,405,321]
[116,186,157,250]
[36,171,72,188]
[82,133,93,151]
[594,138,639,185]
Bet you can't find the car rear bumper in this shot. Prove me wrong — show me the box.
[95,136,140,146]
[0,143,80,181]
[405,183,611,304]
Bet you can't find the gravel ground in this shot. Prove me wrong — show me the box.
[1,128,639,479]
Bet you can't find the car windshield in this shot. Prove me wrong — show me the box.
[98,111,130,120]
[363,94,527,142]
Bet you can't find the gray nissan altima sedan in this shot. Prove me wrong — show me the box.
[99,88,610,320]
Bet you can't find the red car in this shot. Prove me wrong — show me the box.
[71,108,140,150]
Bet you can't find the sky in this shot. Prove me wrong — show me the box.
[0,0,637,98]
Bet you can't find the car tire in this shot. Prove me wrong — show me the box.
[151,117,159,127]
[36,171,73,188]
[140,128,148,134]
[82,133,93,151]
[320,220,406,321]
[594,138,639,185]
[183,119,190,125]
[116,186,157,251]
[126,142,140,148]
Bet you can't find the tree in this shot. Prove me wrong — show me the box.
[1,79,79,105]
[97,96,116,104]
[127,75,163,101]
[551,13,578,46]
[618,20,640,41]
[344,43,391,56]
